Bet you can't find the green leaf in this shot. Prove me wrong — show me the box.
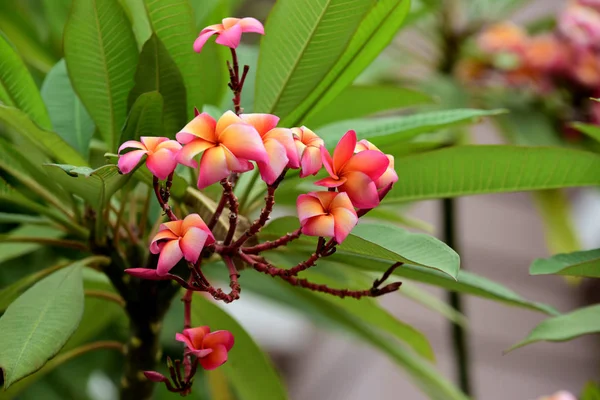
[41,60,96,157]
[119,0,153,48]
[0,266,84,388]
[143,0,223,112]
[281,0,412,125]
[385,145,600,203]
[530,248,600,278]
[572,122,600,144]
[531,189,580,255]
[64,0,139,152]
[0,105,87,166]
[317,108,505,148]
[0,225,64,264]
[0,32,51,128]
[255,0,374,117]
[122,91,165,142]
[508,304,600,352]
[399,281,467,327]
[191,294,288,400]
[128,34,187,136]
[581,382,600,400]
[0,213,50,225]
[304,85,432,128]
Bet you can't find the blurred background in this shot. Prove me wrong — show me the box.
[1,0,600,399]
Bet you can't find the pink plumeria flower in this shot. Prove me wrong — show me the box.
[291,126,325,177]
[477,22,528,54]
[571,48,600,88]
[355,139,398,191]
[118,137,181,180]
[240,113,299,184]
[559,2,600,49]
[297,191,358,244]
[176,111,268,189]
[175,326,235,370]
[316,130,389,209]
[150,214,215,276]
[194,17,264,52]
[537,391,577,400]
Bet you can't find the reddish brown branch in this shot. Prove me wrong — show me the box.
[152,176,178,221]
[231,185,276,248]
[242,227,302,254]
[287,238,336,276]
[221,179,239,245]
[207,192,228,231]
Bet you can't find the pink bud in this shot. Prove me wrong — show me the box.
[143,371,169,383]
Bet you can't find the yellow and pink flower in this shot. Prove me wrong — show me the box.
[316,130,389,209]
[176,111,268,189]
[118,136,181,180]
[297,191,358,243]
[150,214,215,276]
[175,326,234,370]
[292,126,325,177]
[194,17,264,52]
[354,139,398,191]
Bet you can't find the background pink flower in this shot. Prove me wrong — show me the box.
[176,326,235,370]
[118,136,181,180]
[297,191,358,243]
[194,17,264,52]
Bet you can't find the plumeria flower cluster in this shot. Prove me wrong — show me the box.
[457,0,600,135]
[116,16,401,396]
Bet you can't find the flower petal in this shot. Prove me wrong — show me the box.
[150,230,179,254]
[194,30,219,53]
[331,206,358,244]
[314,176,346,188]
[258,138,288,185]
[180,227,209,263]
[239,17,264,34]
[240,113,279,136]
[330,191,355,210]
[197,146,232,189]
[119,140,145,153]
[199,344,229,370]
[320,145,336,177]
[219,124,268,163]
[301,215,335,238]
[312,191,337,209]
[147,148,178,180]
[339,171,380,209]
[160,220,183,236]
[182,214,213,241]
[177,113,217,143]
[265,128,299,168]
[221,18,240,29]
[118,150,147,174]
[182,326,210,348]
[203,330,235,351]
[216,111,245,135]
[332,130,356,172]
[215,23,243,48]
[177,139,214,168]
[175,332,195,349]
[156,139,182,152]
[342,150,389,181]
[297,194,326,223]
[299,146,322,177]
[189,348,214,358]
[156,239,183,276]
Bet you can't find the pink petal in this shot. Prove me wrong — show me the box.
[146,148,178,180]
[297,194,326,223]
[156,239,183,276]
[182,326,211,348]
[203,330,235,351]
[330,191,355,210]
[199,344,229,370]
[299,146,322,177]
[376,166,398,189]
[339,171,380,209]
[118,140,145,153]
[332,130,356,172]
[301,215,335,238]
[150,230,179,253]
[240,113,279,135]
[320,145,336,177]
[312,191,337,209]
[177,113,217,143]
[118,150,147,174]
[180,227,209,263]
[342,150,389,181]
[221,18,240,29]
[182,214,214,242]
[189,348,214,358]
[219,124,268,163]
[258,139,288,185]
[197,146,232,189]
[194,30,218,53]
[331,206,358,244]
[216,111,245,135]
[175,332,195,349]
[239,17,265,34]
[177,139,214,168]
[265,128,299,168]
[144,371,169,383]
[215,23,242,48]
[160,220,183,236]
[156,139,182,152]
[314,176,346,188]
[125,268,168,280]
[140,136,168,151]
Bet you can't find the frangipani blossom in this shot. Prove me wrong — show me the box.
[240,113,299,184]
[316,130,389,209]
[118,137,181,180]
[176,326,235,370]
[559,2,600,49]
[150,214,215,276]
[292,126,325,177]
[297,191,358,244]
[176,111,268,189]
[355,139,398,191]
[194,17,264,52]
[477,22,528,54]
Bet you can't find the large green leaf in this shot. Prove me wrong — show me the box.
[41,60,96,157]
[317,108,505,148]
[122,91,165,142]
[261,217,460,279]
[508,304,600,352]
[304,85,432,128]
[143,0,223,112]
[385,145,600,202]
[531,189,580,255]
[0,266,84,388]
[120,0,153,47]
[64,0,139,152]
[530,248,600,278]
[281,0,412,125]
[0,106,87,166]
[255,0,374,117]
[128,34,187,135]
[572,122,600,144]
[0,225,64,265]
[191,294,287,400]
[0,33,51,128]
